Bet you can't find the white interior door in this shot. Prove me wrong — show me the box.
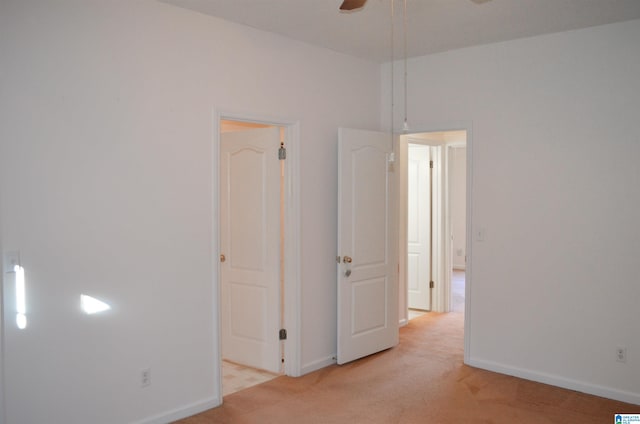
[337,128,398,365]
[220,127,281,373]
[407,144,431,311]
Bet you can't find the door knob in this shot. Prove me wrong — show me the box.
[220,254,226,263]
[343,256,352,264]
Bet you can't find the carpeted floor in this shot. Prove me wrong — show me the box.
[176,311,636,423]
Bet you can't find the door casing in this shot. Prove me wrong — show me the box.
[397,123,473,366]
[212,110,301,404]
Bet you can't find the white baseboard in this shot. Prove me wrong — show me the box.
[300,355,336,375]
[133,395,221,424]
[467,357,640,406]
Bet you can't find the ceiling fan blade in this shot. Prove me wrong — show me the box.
[340,0,367,11]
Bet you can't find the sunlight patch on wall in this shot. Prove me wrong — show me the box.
[15,264,27,329]
[80,294,111,315]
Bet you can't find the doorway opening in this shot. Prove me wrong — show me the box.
[215,116,301,398]
[398,130,468,324]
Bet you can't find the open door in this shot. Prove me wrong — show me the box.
[407,143,432,311]
[220,126,281,373]
[337,128,398,365]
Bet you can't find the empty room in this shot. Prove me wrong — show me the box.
[1,1,639,423]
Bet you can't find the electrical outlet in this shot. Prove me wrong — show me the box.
[616,347,627,363]
[141,368,151,387]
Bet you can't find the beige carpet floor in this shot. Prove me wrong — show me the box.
[177,311,636,423]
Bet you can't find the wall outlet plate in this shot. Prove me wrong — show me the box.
[141,368,151,387]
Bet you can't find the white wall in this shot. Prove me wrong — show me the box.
[383,19,640,403]
[0,1,380,423]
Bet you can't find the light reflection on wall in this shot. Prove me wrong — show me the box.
[14,264,27,329]
[80,294,111,315]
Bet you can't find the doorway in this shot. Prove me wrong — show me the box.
[215,115,301,398]
[399,130,468,323]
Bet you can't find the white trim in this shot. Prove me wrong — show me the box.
[213,110,302,391]
[431,145,445,312]
[463,124,473,366]
[301,355,337,375]
[397,138,408,324]
[444,145,453,311]
[467,357,640,406]
[132,396,220,424]
[211,114,223,403]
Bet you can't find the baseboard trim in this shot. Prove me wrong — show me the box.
[467,357,640,406]
[300,355,336,375]
[133,395,221,424]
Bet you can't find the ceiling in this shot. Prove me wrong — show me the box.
[161,0,640,63]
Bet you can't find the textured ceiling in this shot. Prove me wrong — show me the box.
[161,0,640,63]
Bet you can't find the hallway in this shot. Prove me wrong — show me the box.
[452,269,465,313]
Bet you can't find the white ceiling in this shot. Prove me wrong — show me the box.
[161,0,640,63]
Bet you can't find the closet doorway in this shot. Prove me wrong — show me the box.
[217,117,301,395]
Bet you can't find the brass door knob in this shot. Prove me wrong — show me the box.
[343,256,352,264]
[220,254,226,263]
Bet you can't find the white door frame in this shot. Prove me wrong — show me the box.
[212,110,302,401]
[397,122,473,365]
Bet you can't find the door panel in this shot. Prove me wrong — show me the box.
[229,148,266,270]
[220,127,280,373]
[337,128,398,365]
[352,278,387,335]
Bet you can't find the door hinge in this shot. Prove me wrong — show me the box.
[429,281,435,289]
[279,328,287,340]
[429,160,434,169]
[278,144,286,160]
